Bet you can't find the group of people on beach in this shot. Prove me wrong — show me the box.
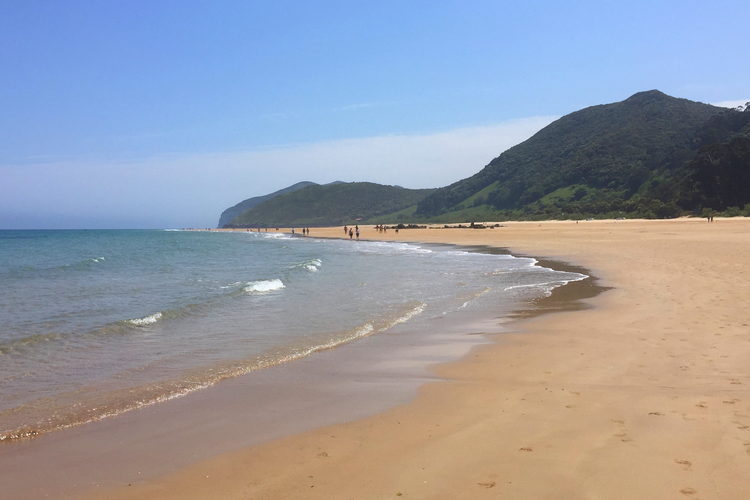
[343,225,360,240]
[291,228,311,235]
[374,225,394,233]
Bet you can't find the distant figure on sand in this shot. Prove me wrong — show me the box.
[355,228,360,239]
[344,225,348,235]
[349,228,353,239]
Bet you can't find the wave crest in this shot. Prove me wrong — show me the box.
[126,312,163,326]
[243,279,285,294]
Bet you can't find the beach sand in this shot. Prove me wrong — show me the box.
[78,218,750,498]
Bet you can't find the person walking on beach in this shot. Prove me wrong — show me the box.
[349,228,353,239]
[344,225,348,235]
[355,228,360,240]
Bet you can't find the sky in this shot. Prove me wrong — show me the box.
[1,1,748,229]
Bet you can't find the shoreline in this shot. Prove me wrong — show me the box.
[4,218,750,499]
[94,217,750,499]
[0,236,590,499]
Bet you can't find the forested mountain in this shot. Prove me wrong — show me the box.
[680,129,750,213]
[414,90,750,220]
[218,91,750,226]
[225,182,434,227]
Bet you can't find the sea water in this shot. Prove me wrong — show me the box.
[0,229,586,441]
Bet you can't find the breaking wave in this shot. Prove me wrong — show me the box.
[243,279,285,294]
[126,312,163,326]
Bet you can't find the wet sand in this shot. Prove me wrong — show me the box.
[86,217,750,499]
[0,237,586,499]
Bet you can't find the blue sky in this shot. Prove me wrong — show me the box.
[1,0,748,228]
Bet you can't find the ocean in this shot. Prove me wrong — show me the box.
[0,229,586,441]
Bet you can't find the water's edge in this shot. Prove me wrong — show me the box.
[0,240,608,500]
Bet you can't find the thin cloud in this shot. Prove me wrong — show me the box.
[1,116,558,228]
[712,99,749,109]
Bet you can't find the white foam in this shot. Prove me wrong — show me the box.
[357,241,433,255]
[127,312,163,326]
[243,279,285,294]
[504,274,587,296]
[311,323,375,351]
[388,302,426,327]
[255,322,377,368]
[302,258,322,272]
[459,288,491,309]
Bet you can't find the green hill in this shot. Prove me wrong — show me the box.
[218,181,317,227]
[414,91,750,220]
[227,182,435,227]
[680,126,750,213]
[217,92,750,227]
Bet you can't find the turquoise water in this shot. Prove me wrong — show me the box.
[0,229,586,440]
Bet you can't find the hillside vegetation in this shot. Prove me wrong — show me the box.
[218,181,316,227]
[414,90,750,220]
[218,91,750,226]
[226,182,434,227]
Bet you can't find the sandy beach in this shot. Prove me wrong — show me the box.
[77,217,747,500]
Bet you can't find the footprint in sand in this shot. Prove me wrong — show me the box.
[477,481,496,488]
[519,447,533,452]
[680,487,696,495]
[614,432,632,442]
[648,411,665,416]
[674,459,692,470]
